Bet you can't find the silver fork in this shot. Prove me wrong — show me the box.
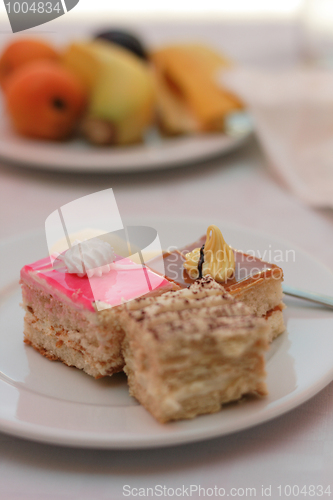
[283,285,333,310]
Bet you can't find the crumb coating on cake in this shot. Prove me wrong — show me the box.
[121,276,270,423]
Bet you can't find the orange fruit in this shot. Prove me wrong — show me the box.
[0,38,59,91]
[5,61,88,141]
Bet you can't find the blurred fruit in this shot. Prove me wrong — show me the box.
[0,38,59,91]
[5,61,87,140]
[63,40,155,145]
[152,44,243,134]
[153,65,199,136]
[94,29,148,60]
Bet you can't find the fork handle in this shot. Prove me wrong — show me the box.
[282,285,333,309]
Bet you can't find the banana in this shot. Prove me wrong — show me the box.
[63,40,155,145]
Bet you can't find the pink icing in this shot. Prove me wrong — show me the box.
[21,255,170,312]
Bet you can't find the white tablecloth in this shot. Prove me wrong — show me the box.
[1,19,333,500]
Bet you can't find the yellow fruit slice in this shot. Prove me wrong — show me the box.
[63,40,155,145]
[152,44,243,131]
[153,65,199,135]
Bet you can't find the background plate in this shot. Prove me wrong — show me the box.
[1,217,333,449]
[0,102,252,173]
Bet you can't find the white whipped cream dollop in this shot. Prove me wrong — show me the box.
[58,239,115,278]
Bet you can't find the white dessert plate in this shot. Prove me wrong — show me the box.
[1,216,333,449]
[0,102,252,173]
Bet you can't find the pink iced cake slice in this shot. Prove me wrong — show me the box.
[20,254,177,378]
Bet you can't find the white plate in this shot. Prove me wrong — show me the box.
[0,102,252,173]
[1,217,333,449]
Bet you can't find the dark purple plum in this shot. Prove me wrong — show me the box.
[94,29,148,61]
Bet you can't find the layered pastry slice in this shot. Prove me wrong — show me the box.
[148,225,285,342]
[20,239,177,378]
[121,275,269,423]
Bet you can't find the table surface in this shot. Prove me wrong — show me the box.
[1,19,333,500]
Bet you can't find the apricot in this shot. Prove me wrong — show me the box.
[0,38,59,91]
[5,61,87,141]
